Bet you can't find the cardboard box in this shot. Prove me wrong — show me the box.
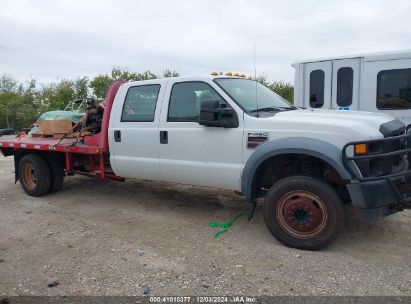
[38,119,73,135]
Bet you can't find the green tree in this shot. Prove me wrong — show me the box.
[111,67,157,82]
[268,81,294,103]
[137,70,157,81]
[256,75,269,86]
[90,67,158,99]
[73,77,89,99]
[0,75,39,129]
[37,79,75,111]
[89,74,112,99]
[257,75,294,103]
[163,69,180,78]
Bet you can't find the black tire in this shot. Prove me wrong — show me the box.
[45,156,65,193]
[19,154,51,197]
[263,176,344,250]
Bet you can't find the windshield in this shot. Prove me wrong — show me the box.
[214,78,294,115]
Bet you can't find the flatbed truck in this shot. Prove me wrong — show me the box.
[1,76,410,250]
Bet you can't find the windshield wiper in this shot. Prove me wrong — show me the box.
[249,106,297,113]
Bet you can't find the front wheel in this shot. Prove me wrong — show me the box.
[263,176,344,250]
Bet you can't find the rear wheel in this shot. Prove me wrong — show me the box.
[45,156,65,193]
[263,176,344,250]
[19,154,51,197]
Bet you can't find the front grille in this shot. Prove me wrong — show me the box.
[342,132,411,181]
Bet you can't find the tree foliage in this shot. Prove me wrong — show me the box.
[90,67,159,99]
[0,75,38,130]
[257,75,294,103]
[163,69,180,78]
[0,68,293,130]
[89,75,112,100]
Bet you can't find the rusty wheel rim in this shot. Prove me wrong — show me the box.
[22,162,37,191]
[276,190,328,239]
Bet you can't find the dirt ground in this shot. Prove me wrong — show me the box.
[0,156,410,296]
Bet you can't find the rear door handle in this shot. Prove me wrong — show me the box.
[114,130,121,142]
[160,131,168,144]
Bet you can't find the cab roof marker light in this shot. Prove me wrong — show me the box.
[211,72,219,76]
[225,72,233,76]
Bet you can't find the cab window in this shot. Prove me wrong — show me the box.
[121,85,160,122]
[168,82,226,122]
[377,68,411,110]
[309,70,325,108]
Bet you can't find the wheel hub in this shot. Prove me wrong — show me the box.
[276,191,328,239]
[22,162,37,191]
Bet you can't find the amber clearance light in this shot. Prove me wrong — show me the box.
[354,144,367,155]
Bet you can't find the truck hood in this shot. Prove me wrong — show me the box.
[269,109,402,140]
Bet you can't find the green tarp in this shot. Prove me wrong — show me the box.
[37,110,84,123]
[27,110,85,136]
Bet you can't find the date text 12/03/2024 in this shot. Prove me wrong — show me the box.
[149,296,258,303]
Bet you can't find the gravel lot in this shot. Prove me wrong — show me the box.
[0,156,410,296]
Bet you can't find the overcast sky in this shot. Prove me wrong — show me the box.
[1,0,411,84]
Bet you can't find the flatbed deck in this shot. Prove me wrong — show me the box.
[0,135,101,154]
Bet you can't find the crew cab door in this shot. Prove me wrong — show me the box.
[158,79,244,190]
[109,80,166,180]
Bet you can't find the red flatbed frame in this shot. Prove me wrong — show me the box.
[0,136,100,154]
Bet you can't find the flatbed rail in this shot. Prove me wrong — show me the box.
[0,136,101,154]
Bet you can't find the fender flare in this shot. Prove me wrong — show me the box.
[240,137,354,202]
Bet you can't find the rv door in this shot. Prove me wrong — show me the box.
[303,61,332,109]
[331,58,361,111]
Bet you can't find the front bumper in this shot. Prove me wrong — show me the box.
[346,177,410,221]
[343,133,411,221]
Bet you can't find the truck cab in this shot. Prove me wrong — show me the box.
[106,75,411,249]
[108,77,244,189]
[292,50,411,127]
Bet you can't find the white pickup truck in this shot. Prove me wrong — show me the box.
[1,75,410,250]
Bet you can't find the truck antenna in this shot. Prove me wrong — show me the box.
[254,40,259,117]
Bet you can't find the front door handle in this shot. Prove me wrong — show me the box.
[114,130,121,142]
[160,131,168,144]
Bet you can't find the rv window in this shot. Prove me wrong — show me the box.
[309,70,324,108]
[377,68,411,110]
[336,67,353,107]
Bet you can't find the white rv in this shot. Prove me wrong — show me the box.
[292,50,411,128]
